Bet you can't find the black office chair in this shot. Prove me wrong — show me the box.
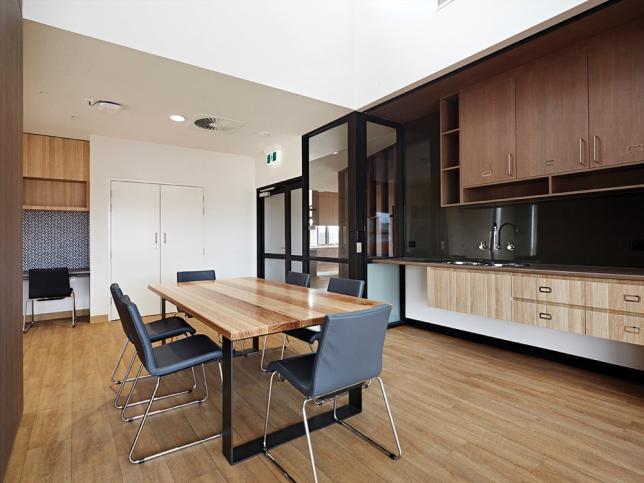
[259,271,311,371]
[23,268,76,333]
[262,304,401,482]
[177,269,216,283]
[272,276,366,364]
[118,296,224,464]
[109,284,207,409]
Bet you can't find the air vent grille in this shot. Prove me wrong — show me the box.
[193,115,245,133]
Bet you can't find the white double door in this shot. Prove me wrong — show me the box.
[110,181,204,319]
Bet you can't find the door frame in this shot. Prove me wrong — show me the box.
[108,178,205,319]
[256,176,303,279]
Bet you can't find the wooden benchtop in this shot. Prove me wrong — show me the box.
[371,258,644,282]
[149,277,384,341]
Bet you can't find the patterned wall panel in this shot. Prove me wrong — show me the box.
[22,210,89,270]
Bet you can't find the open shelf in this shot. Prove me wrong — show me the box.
[440,93,461,205]
[551,163,644,195]
[23,178,88,211]
[462,177,550,204]
[440,95,459,133]
[441,169,461,206]
[440,132,460,169]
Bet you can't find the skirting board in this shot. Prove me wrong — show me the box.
[90,314,108,323]
[29,309,89,322]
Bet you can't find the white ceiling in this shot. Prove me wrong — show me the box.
[23,21,350,157]
[23,0,598,110]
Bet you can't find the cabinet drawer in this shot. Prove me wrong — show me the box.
[512,274,584,306]
[512,300,585,335]
[586,311,644,346]
[585,281,644,314]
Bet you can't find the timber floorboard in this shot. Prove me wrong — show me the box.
[5,318,644,482]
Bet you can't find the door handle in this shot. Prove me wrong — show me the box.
[507,153,513,176]
[579,138,585,166]
[154,232,158,248]
[593,135,600,164]
[164,232,167,244]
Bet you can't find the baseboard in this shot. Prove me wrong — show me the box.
[25,309,89,322]
[90,314,108,323]
[403,318,644,384]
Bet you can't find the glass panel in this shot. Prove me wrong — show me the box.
[308,123,349,259]
[264,258,285,282]
[290,188,303,256]
[366,122,397,258]
[309,261,349,290]
[264,192,285,254]
[290,261,303,274]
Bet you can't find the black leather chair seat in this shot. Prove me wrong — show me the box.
[267,353,315,396]
[286,326,322,345]
[145,316,195,342]
[151,335,222,377]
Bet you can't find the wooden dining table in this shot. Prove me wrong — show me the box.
[148,277,385,465]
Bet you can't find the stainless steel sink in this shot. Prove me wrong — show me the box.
[444,260,531,268]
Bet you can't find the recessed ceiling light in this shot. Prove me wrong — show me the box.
[169,114,186,122]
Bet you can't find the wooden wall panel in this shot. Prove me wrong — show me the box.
[0,0,23,479]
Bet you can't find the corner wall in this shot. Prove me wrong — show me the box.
[89,135,257,318]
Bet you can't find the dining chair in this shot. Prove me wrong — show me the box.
[109,283,197,392]
[262,304,401,482]
[23,268,76,333]
[177,269,216,283]
[118,296,224,463]
[259,271,311,371]
[265,276,367,370]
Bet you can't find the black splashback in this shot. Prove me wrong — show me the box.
[404,114,644,268]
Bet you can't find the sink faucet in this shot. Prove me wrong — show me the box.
[496,222,518,251]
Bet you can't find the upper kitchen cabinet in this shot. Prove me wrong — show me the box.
[588,17,644,168]
[460,72,516,187]
[516,46,589,178]
[22,133,90,211]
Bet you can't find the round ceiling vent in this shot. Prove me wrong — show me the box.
[193,115,245,133]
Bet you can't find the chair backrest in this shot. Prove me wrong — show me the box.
[177,270,216,283]
[28,268,71,299]
[110,283,136,343]
[285,271,311,288]
[327,277,365,298]
[309,304,391,399]
[120,297,157,374]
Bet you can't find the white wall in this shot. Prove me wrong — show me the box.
[405,266,644,370]
[255,137,302,188]
[90,135,256,317]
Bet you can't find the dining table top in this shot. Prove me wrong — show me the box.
[148,277,385,341]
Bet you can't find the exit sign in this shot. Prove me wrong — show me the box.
[264,145,282,165]
[266,151,279,164]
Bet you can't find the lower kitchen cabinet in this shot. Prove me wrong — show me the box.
[512,300,585,335]
[586,311,643,346]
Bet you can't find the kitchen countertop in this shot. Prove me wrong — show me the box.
[371,258,644,282]
[22,268,90,280]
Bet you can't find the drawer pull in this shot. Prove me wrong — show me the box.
[624,326,641,334]
[538,286,552,294]
[539,312,552,320]
[482,170,492,177]
[623,294,641,303]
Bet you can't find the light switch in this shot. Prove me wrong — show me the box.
[356,242,363,254]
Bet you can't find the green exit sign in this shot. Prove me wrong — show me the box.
[266,151,278,164]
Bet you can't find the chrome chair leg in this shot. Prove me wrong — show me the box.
[331,377,402,459]
[218,361,223,382]
[260,334,288,372]
[22,299,33,333]
[128,363,222,464]
[262,372,295,481]
[121,362,211,422]
[111,339,130,384]
[302,398,319,483]
[71,289,77,327]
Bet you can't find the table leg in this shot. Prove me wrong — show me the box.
[222,337,234,463]
[252,336,259,351]
[160,297,166,319]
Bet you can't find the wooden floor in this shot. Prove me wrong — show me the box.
[5,317,644,482]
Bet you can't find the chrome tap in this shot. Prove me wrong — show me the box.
[497,222,518,251]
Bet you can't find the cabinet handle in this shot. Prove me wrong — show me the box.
[154,232,158,247]
[624,326,640,334]
[544,159,555,167]
[592,135,600,164]
[507,153,513,176]
[539,312,552,320]
[579,138,585,166]
[482,170,492,177]
[163,232,167,244]
[538,286,552,293]
[624,294,641,303]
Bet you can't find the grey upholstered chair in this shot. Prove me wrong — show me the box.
[262,304,401,482]
[109,283,196,389]
[119,296,224,463]
[259,271,311,371]
[176,269,216,283]
[265,276,367,371]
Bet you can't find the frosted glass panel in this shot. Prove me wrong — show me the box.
[264,193,285,254]
[291,261,303,274]
[264,259,285,282]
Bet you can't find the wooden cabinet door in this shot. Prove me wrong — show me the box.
[587,311,643,346]
[23,133,49,178]
[460,73,516,187]
[516,46,589,178]
[588,18,644,167]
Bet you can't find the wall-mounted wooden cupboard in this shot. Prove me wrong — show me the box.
[427,267,644,347]
[440,17,644,206]
[22,133,89,211]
